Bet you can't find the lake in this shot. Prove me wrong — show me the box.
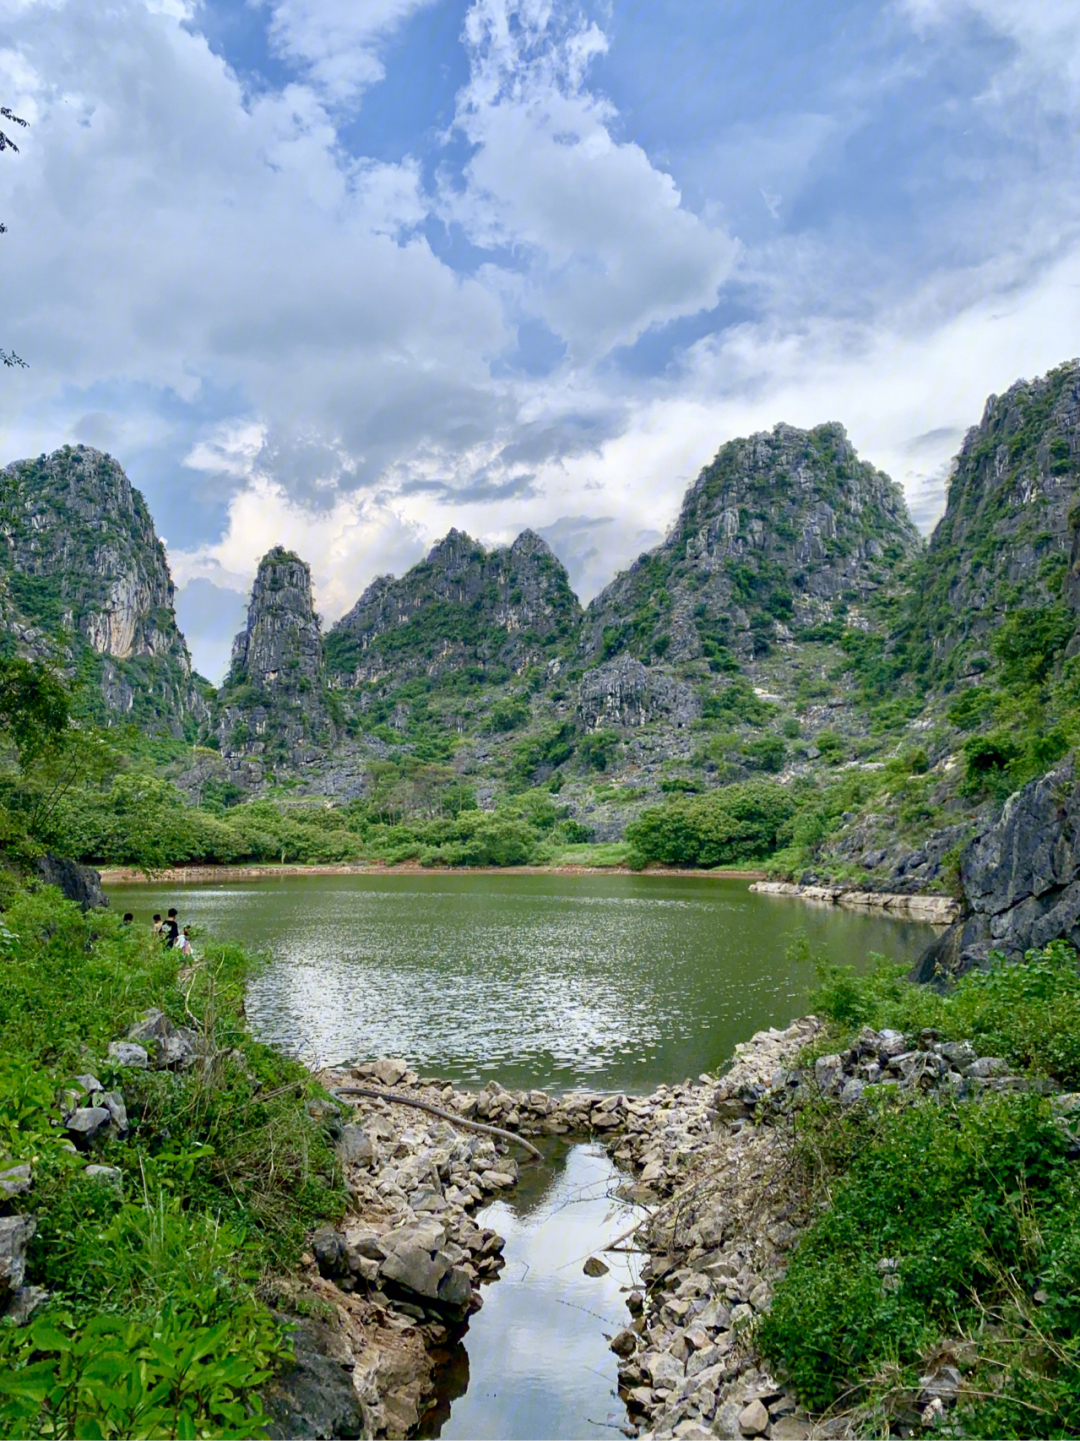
[105,871,933,1093]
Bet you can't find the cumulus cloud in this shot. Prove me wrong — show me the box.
[262,0,442,102]
[444,0,739,360]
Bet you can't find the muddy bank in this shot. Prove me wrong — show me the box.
[99,863,768,885]
[749,880,959,925]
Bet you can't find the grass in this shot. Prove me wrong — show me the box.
[0,879,348,1438]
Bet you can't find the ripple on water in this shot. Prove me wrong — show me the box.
[104,873,933,1092]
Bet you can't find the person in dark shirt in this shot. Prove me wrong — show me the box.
[162,907,180,948]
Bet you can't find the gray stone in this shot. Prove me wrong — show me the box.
[101,1091,128,1134]
[84,1164,123,1190]
[334,1124,373,1166]
[0,1215,35,1303]
[108,1041,149,1069]
[6,1285,48,1325]
[583,1255,610,1277]
[645,1351,686,1389]
[912,756,1080,980]
[436,1266,473,1308]
[72,1074,102,1096]
[380,1242,449,1299]
[65,1106,111,1147]
[967,1057,1008,1078]
[370,1058,408,1088]
[0,1163,32,1199]
[738,1398,770,1436]
[127,1010,198,1069]
[611,1328,638,1358]
[35,855,107,910]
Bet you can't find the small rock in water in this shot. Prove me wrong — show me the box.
[584,1255,610,1277]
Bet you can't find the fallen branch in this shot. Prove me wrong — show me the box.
[329,1085,543,1161]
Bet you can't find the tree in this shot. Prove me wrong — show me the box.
[1,106,28,370]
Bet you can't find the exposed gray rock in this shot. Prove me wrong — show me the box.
[108,1040,149,1069]
[334,1125,373,1167]
[578,654,701,732]
[0,1163,31,1199]
[263,1317,365,1440]
[0,1215,35,1305]
[35,856,107,910]
[84,1164,123,1190]
[913,755,1080,979]
[6,1285,48,1325]
[65,1107,112,1147]
[127,1009,199,1069]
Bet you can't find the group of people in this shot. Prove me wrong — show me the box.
[120,906,194,956]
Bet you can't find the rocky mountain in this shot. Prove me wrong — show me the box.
[0,445,204,735]
[325,528,581,692]
[212,547,336,779]
[580,422,920,672]
[899,360,1080,684]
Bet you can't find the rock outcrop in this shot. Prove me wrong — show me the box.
[215,547,336,774]
[0,446,205,733]
[577,654,701,732]
[326,528,581,689]
[579,422,919,667]
[903,359,1080,683]
[912,754,1080,980]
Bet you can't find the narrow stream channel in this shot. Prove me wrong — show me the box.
[421,1141,639,1440]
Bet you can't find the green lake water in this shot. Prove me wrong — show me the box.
[105,871,932,1093]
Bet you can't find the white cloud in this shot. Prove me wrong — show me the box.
[262,0,442,103]
[444,0,738,360]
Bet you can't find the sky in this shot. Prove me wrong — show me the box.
[1,0,1079,682]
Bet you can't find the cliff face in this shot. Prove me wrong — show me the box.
[215,547,335,774]
[0,446,204,734]
[580,422,920,671]
[902,361,1080,681]
[325,528,581,687]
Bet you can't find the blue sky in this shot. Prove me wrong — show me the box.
[1,0,1079,680]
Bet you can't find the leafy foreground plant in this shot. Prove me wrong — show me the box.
[0,880,347,1438]
[759,942,1080,1436]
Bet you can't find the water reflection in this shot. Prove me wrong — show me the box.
[425,1143,639,1440]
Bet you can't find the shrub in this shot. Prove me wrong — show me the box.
[625,782,798,868]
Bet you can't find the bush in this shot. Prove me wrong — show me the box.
[625,782,799,868]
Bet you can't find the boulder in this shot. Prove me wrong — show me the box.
[0,1164,32,1199]
[84,1165,123,1191]
[738,1398,770,1436]
[912,756,1080,980]
[126,1009,199,1069]
[334,1125,373,1167]
[65,1107,112,1148]
[0,1215,35,1305]
[35,855,107,911]
[370,1058,408,1087]
[583,1256,610,1277]
[108,1041,149,1070]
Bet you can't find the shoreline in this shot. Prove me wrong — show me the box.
[98,861,770,885]
[749,878,959,925]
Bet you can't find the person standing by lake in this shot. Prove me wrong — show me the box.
[152,914,163,939]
